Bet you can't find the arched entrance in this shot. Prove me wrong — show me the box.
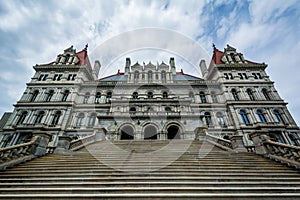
[120,125,134,140]
[167,125,181,139]
[144,125,158,140]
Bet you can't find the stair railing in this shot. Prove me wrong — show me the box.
[69,132,96,151]
[263,138,300,168]
[0,137,39,170]
[205,133,233,151]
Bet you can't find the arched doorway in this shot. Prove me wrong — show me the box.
[144,125,158,140]
[167,125,181,139]
[120,125,134,140]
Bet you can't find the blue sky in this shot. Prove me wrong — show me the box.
[0,0,299,125]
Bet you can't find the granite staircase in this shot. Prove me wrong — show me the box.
[1,140,300,199]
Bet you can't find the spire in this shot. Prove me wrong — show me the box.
[83,44,88,51]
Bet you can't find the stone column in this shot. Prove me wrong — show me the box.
[54,136,72,153]
[230,135,247,152]
[32,131,52,156]
[249,131,269,155]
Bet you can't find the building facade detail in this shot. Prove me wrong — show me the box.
[0,45,299,148]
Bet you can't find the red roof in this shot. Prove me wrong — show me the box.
[211,46,225,65]
[76,46,92,70]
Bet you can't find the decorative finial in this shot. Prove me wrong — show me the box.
[84,44,88,51]
[212,43,216,50]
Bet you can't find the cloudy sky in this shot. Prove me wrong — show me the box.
[0,0,299,125]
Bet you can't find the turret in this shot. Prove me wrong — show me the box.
[93,60,101,80]
[169,57,176,75]
[199,59,208,78]
[125,57,131,75]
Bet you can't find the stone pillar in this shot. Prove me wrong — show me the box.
[249,131,269,155]
[230,135,247,152]
[54,136,72,153]
[32,131,52,156]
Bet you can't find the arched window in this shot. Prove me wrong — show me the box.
[62,90,69,102]
[76,113,85,127]
[88,113,97,127]
[147,91,153,99]
[16,111,28,125]
[30,90,39,102]
[211,92,218,103]
[106,92,112,103]
[262,88,271,100]
[240,110,250,125]
[94,92,101,104]
[161,70,166,83]
[204,112,212,126]
[34,111,45,124]
[148,71,153,83]
[83,92,90,104]
[199,91,207,103]
[165,107,171,112]
[64,54,70,64]
[162,92,168,99]
[46,90,54,102]
[51,111,61,126]
[247,88,255,101]
[134,71,139,82]
[273,109,284,123]
[231,89,239,101]
[129,107,136,112]
[257,109,267,123]
[132,92,138,99]
[216,112,225,126]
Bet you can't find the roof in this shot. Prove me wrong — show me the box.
[76,46,92,70]
[98,69,202,82]
[0,112,12,131]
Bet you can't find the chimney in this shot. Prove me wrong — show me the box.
[93,60,101,80]
[169,57,176,75]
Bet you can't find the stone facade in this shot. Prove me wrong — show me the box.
[0,44,299,148]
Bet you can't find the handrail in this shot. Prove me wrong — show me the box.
[205,133,233,151]
[69,132,96,151]
[0,137,39,170]
[263,138,300,168]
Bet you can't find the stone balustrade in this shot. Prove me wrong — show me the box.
[205,133,233,151]
[69,133,97,151]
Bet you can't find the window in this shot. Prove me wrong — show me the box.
[231,89,239,101]
[252,73,262,79]
[53,74,63,81]
[94,92,101,104]
[83,92,90,104]
[228,73,233,79]
[199,91,207,103]
[67,74,77,81]
[46,90,54,102]
[38,74,48,81]
[35,111,45,124]
[238,73,243,80]
[65,54,70,64]
[189,92,195,102]
[165,107,171,112]
[134,71,139,82]
[132,92,138,99]
[30,90,39,102]
[147,107,154,112]
[148,71,153,83]
[252,73,258,79]
[257,109,267,123]
[211,92,218,103]
[204,112,212,126]
[257,73,262,79]
[88,113,97,127]
[246,89,255,101]
[262,88,271,100]
[147,92,153,99]
[76,113,85,127]
[216,112,225,126]
[224,73,229,80]
[273,110,284,123]
[162,92,168,99]
[161,71,166,83]
[106,92,112,103]
[129,107,136,112]
[242,73,248,79]
[51,111,61,126]
[240,110,250,125]
[62,90,69,102]
[16,111,28,125]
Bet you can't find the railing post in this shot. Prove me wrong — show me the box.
[54,136,72,153]
[230,135,247,152]
[249,131,269,155]
[32,131,52,156]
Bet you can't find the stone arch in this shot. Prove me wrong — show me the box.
[119,123,135,140]
[143,123,159,140]
[165,122,183,140]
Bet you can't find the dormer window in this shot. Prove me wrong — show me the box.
[132,92,138,99]
[65,54,70,64]
[147,92,153,99]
